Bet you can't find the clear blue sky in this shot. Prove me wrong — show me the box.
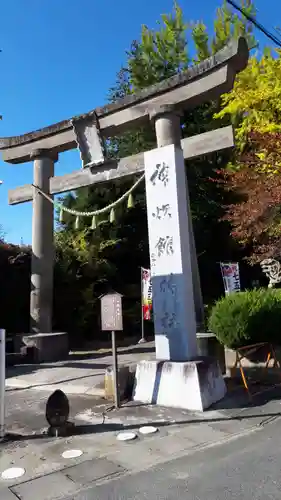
[0,0,277,245]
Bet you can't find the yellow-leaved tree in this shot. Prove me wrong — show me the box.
[216,50,281,152]
[215,50,281,261]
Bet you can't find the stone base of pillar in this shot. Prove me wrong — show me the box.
[22,332,69,363]
[132,358,226,411]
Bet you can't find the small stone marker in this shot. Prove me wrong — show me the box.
[1,467,25,480]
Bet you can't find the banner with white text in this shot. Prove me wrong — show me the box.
[141,267,153,320]
[220,262,241,295]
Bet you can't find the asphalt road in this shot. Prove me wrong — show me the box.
[68,418,281,499]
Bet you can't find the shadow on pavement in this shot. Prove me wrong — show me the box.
[3,405,281,445]
[5,360,119,380]
[5,344,155,379]
[213,378,281,411]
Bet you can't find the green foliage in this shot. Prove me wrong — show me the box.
[191,0,256,62]
[0,242,31,334]
[54,227,119,343]
[191,22,210,62]
[208,289,281,348]
[128,3,189,91]
[107,2,189,160]
[212,0,256,53]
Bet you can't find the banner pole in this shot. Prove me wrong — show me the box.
[220,262,227,296]
[138,267,146,344]
[0,329,5,441]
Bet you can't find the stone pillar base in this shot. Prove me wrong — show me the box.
[22,332,69,363]
[132,357,226,411]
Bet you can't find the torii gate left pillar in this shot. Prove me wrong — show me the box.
[23,149,68,362]
[30,149,56,334]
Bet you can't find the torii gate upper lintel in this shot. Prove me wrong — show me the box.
[0,36,248,163]
[0,37,249,363]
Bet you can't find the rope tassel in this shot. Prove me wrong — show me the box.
[59,208,64,223]
[127,193,134,209]
[109,208,116,223]
[75,216,80,230]
[91,215,97,229]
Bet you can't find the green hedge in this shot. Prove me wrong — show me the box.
[208,289,281,349]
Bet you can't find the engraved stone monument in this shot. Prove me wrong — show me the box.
[145,144,197,361]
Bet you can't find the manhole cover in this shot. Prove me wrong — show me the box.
[62,449,83,459]
[139,426,158,435]
[1,467,25,480]
[116,431,137,442]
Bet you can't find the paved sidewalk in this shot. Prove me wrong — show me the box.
[5,342,155,397]
[1,386,281,500]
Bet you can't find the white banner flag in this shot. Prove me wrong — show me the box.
[220,262,241,295]
[141,268,153,320]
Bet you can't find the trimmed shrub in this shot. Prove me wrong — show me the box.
[208,289,281,349]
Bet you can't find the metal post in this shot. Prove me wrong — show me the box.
[111,330,120,408]
[0,329,6,440]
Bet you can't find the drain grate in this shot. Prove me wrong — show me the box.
[11,472,78,500]
[64,457,126,485]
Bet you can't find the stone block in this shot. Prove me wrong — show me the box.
[132,357,226,411]
[197,332,226,374]
[225,346,281,371]
[104,365,135,401]
[22,332,68,363]
[224,345,281,382]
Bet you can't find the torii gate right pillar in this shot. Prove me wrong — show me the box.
[133,105,226,409]
[152,105,205,333]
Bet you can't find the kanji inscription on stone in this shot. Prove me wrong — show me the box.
[100,292,123,331]
[144,144,197,360]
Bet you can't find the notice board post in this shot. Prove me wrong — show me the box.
[100,292,123,409]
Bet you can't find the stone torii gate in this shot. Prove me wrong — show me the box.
[0,38,248,384]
